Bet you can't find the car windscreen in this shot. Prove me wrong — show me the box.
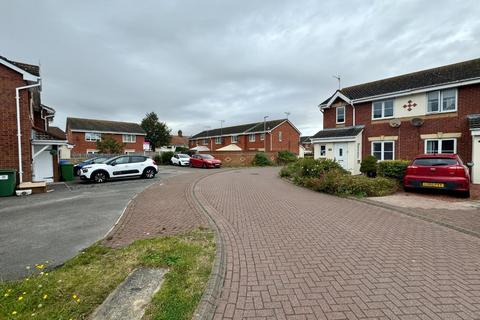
[178,154,190,158]
[413,158,458,166]
[93,157,109,163]
[200,154,214,159]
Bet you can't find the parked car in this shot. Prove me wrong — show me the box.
[404,154,471,197]
[171,154,191,166]
[80,155,158,183]
[74,157,110,176]
[190,154,222,168]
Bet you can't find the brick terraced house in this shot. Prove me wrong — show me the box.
[189,119,301,154]
[66,117,146,155]
[0,56,67,184]
[311,58,480,183]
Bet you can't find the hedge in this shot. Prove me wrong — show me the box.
[277,151,297,165]
[377,160,410,181]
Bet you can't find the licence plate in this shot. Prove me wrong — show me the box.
[0,175,8,180]
[422,182,445,188]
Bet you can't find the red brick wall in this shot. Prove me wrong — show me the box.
[188,121,300,154]
[0,64,33,181]
[322,83,480,162]
[68,131,145,155]
[200,151,278,167]
[323,103,355,128]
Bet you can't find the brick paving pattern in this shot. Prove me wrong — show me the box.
[195,168,480,319]
[104,170,209,248]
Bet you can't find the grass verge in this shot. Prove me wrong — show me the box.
[0,228,215,320]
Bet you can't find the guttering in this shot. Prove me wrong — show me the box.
[16,81,42,183]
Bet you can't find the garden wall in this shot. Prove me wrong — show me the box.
[200,151,278,167]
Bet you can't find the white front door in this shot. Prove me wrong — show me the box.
[472,134,480,184]
[334,143,347,169]
[32,147,54,182]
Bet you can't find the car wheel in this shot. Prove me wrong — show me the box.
[143,168,156,179]
[93,171,107,183]
[202,163,207,169]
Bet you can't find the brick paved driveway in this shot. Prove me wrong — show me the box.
[195,168,480,319]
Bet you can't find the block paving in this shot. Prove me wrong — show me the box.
[195,168,480,319]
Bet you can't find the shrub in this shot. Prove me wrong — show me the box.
[377,160,410,181]
[153,154,162,164]
[175,146,189,153]
[279,158,397,197]
[158,151,174,165]
[360,155,378,177]
[252,152,272,166]
[277,151,297,165]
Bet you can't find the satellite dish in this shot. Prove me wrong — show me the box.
[389,119,401,128]
[411,117,424,127]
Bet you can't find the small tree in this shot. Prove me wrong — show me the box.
[96,135,124,154]
[360,155,378,177]
[140,112,171,151]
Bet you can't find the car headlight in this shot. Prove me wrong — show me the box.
[82,168,89,173]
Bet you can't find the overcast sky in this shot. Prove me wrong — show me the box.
[2,1,480,136]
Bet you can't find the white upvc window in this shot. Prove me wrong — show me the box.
[372,99,394,119]
[231,135,238,143]
[249,134,256,142]
[85,132,102,142]
[278,131,282,142]
[86,149,98,154]
[124,149,135,154]
[123,134,136,143]
[425,138,456,154]
[260,133,265,141]
[215,137,222,144]
[336,106,345,124]
[372,141,394,161]
[320,145,326,157]
[427,89,457,113]
[203,138,209,145]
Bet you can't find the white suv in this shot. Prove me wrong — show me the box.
[80,155,158,183]
[171,154,190,166]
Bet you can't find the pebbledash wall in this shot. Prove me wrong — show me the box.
[189,121,300,154]
[322,83,480,163]
[0,64,35,181]
[68,131,145,155]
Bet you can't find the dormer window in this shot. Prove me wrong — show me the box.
[336,106,345,124]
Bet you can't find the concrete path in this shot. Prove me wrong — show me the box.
[0,167,190,280]
[194,168,480,319]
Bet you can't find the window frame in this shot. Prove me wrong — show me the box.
[122,134,136,143]
[319,145,326,157]
[249,134,256,142]
[371,99,394,120]
[85,132,102,142]
[203,138,209,145]
[371,141,395,161]
[336,106,345,124]
[426,89,457,114]
[260,133,265,141]
[424,138,457,154]
[231,135,238,143]
[215,137,222,144]
[278,131,282,142]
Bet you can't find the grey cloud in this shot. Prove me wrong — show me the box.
[2,0,479,136]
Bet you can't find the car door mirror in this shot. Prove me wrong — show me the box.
[467,162,474,168]
[110,162,116,166]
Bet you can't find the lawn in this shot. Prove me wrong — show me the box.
[0,228,215,320]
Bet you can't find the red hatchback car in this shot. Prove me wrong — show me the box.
[190,154,222,168]
[404,154,471,197]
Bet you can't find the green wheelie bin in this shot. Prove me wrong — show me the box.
[0,169,17,197]
[60,163,74,181]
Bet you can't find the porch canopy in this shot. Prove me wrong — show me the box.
[310,125,364,143]
[216,144,242,151]
[190,145,210,152]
